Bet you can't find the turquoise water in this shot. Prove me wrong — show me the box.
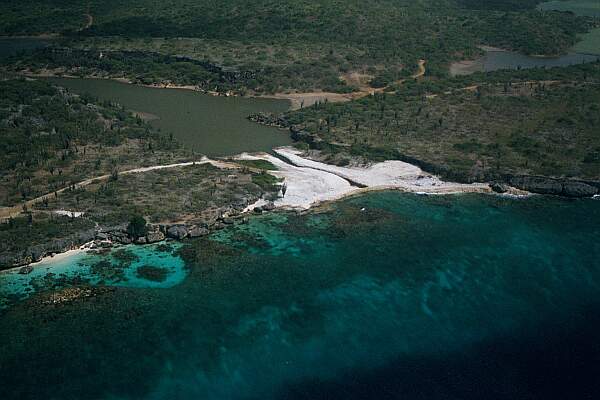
[0,193,599,399]
[0,243,187,310]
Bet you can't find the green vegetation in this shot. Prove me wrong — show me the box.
[285,62,600,182]
[539,0,600,55]
[33,163,278,225]
[234,159,278,170]
[126,215,148,238]
[1,162,280,269]
[0,213,94,266]
[251,171,282,191]
[0,0,594,93]
[574,28,600,55]
[1,0,599,270]
[539,0,600,17]
[0,78,186,206]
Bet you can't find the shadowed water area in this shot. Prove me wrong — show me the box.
[47,77,292,156]
[1,192,599,399]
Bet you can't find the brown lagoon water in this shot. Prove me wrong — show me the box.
[451,0,600,76]
[450,50,599,76]
[48,77,292,156]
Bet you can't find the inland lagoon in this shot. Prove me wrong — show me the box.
[48,77,292,156]
[1,192,599,399]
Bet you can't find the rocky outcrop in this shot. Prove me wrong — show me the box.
[247,112,289,128]
[562,181,599,197]
[0,228,96,271]
[490,182,510,194]
[146,231,165,243]
[167,225,188,240]
[508,176,599,198]
[188,226,209,238]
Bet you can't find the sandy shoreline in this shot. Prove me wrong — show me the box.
[0,243,91,275]
[239,147,491,211]
[25,71,373,110]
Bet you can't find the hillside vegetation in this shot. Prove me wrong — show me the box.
[0,78,187,206]
[284,62,600,182]
[0,0,593,93]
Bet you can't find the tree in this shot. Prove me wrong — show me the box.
[127,214,148,238]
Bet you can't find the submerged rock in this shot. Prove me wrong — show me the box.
[18,265,34,275]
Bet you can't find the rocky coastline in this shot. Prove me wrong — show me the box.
[1,201,277,273]
[248,112,600,199]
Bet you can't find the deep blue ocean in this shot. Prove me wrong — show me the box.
[1,192,599,399]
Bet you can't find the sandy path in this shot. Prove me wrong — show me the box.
[412,59,426,79]
[263,60,427,110]
[0,158,240,221]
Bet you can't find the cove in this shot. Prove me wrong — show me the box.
[0,192,599,399]
[47,77,292,156]
[0,242,187,310]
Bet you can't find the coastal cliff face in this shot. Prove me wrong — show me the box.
[508,176,599,197]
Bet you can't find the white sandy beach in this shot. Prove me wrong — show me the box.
[239,147,490,210]
[236,152,354,209]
